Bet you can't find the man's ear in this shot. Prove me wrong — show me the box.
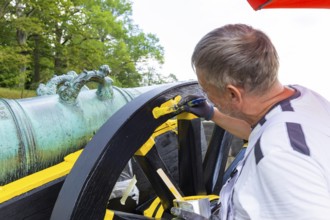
[226,85,243,104]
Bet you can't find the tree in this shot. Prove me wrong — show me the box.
[0,0,33,88]
[0,0,166,89]
[141,66,178,86]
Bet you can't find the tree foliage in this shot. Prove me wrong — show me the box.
[141,66,178,86]
[0,0,174,89]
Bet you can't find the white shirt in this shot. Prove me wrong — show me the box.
[220,85,330,220]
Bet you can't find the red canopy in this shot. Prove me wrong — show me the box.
[247,0,330,10]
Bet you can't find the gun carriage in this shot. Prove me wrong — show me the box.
[0,65,244,219]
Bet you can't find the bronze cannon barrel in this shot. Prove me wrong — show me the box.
[0,65,158,185]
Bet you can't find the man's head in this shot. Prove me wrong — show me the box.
[191,24,279,118]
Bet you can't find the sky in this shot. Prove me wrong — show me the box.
[131,0,330,99]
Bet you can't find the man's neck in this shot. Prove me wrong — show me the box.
[242,83,295,126]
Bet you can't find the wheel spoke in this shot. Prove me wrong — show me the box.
[203,125,226,194]
[177,117,206,196]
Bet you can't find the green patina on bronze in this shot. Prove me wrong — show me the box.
[0,65,157,185]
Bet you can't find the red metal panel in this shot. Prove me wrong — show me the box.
[247,0,271,10]
[247,0,330,10]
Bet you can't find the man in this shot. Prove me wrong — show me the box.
[184,24,330,219]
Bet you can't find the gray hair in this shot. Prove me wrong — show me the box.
[191,24,279,94]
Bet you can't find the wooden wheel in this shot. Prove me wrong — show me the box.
[50,81,244,220]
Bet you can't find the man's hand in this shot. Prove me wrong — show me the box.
[182,95,214,120]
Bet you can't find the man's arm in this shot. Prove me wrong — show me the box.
[211,108,251,140]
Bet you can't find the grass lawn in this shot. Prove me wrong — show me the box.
[0,87,36,99]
